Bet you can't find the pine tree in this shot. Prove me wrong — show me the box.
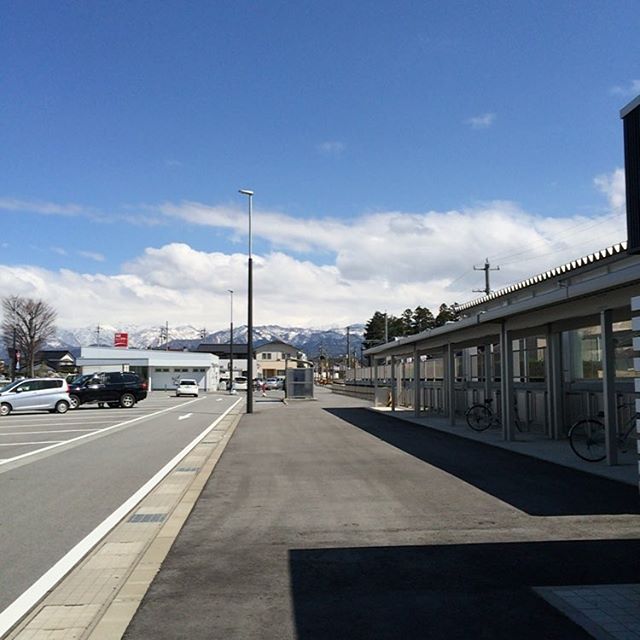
[434,303,459,327]
[401,308,414,334]
[412,306,435,332]
[363,311,387,349]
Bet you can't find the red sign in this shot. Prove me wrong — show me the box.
[114,332,128,348]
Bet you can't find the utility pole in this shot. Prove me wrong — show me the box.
[473,258,500,296]
[346,326,352,374]
[159,322,169,349]
[11,324,16,381]
[228,289,234,394]
[95,323,101,346]
[384,312,388,343]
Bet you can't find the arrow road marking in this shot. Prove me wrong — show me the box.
[178,413,193,421]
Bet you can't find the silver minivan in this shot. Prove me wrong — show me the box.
[0,378,71,416]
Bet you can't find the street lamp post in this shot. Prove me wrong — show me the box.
[239,189,254,414]
[228,289,235,394]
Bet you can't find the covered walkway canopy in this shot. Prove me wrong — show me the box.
[363,242,639,472]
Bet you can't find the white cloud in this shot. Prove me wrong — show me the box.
[0,197,166,227]
[78,250,105,262]
[594,167,625,212]
[0,208,626,330]
[317,141,345,155]
[465,113,496,129]
[0,170,628,329]
[0,198,86,216]
[51,247,68,256]
[610,79,640,97]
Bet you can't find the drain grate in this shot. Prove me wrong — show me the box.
[128,513,167,523]
[175,466,199,473]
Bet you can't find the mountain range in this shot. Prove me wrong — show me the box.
[42,324,366,359]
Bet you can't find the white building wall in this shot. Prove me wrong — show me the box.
[150,367,213,391]
[77,347,219,392]
[632,295,640,494]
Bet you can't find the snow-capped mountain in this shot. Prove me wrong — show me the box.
[47,324,365,358]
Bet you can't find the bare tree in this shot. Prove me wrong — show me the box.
[1,296,57,377]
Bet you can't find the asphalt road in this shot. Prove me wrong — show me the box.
[0,391,239,614]
[124,388,640,640]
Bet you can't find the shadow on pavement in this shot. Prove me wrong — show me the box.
[290,539,640,640]
[325,407,640,517]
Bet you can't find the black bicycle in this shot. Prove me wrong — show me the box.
[465,398,525,432]
[568,403,639,462]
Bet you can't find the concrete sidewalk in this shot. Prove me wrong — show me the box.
[371,405,639,487]
[120,388,639,640]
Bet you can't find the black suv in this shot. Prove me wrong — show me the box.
[68,372,148,409]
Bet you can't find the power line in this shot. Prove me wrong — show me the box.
[487,210,624,265]
[499,232,626,268]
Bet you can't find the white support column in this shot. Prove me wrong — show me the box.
[547,329,563,440]
[500,323,516,441]
[601,309,618,465]
[414,344,420,418]
[483,343,492,402]
[390,355,396,412]
[373,357,379,407]
[446,343,456,425]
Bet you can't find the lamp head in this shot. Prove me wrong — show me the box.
[238,189,254,196]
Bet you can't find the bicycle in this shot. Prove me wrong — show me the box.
[568,403,639,462]
[465,398,525,432]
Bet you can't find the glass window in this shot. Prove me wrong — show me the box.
[512,337,546,382]
[568,321,633,381]
[613,320,634,378]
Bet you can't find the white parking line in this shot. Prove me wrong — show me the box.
[0,397,204,468]
[0,397,242,638]
[0,429,98,436]
[0,417,130,425]
[0,441,63,446]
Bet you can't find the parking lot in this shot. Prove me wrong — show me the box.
[0,390,221,463]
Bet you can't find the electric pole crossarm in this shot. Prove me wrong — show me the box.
[473,258,500,295]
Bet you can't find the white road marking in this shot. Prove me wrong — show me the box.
[0,429,97,436]
[178,413,193,421]
[0,397,204,468]
[0,397,242,638]
[0,441,63,446]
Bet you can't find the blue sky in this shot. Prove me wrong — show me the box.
[0,1,637,330]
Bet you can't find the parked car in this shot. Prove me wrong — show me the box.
[233,376,248,391]
[265,377,282,390]
[68,371,148,409]
[176,378,199,397]
[0,377,71,416]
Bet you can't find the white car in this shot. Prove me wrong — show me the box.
[265,377,282,390]
[232,376,248,391]
[176,379,199,397]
